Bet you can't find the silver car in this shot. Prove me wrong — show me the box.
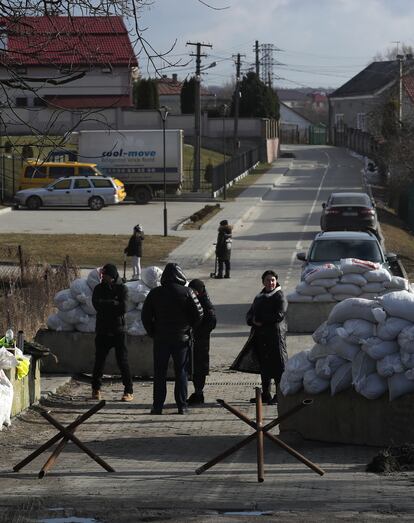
[14,176,122,210]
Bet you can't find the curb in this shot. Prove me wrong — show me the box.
[0,206,12,216]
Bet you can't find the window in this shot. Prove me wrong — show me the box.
[357,113,367,131]
[78,167,95,176]
[91,178,112,188]
[49,166,75,178]
[25,166,47,178]
[52,179,72,190]
[16,97,28,107]
[74,178,91,189]
[34,97,47,107]
[335,113,344,132]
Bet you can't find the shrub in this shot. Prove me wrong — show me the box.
[204,162,214,183]
[21,144,33,159]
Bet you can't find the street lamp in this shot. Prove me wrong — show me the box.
[158,106,169,237]
[221,104,228,200]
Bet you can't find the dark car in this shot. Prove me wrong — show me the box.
[296,231,398,280]
[320,192,377,233]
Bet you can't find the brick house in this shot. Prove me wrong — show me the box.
[0,16,138,109]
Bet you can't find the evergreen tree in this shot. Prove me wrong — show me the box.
[236,72,279,119]
[133,78,159,110]
[181,77,196,114]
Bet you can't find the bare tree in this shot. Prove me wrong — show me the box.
[372,43,414,62]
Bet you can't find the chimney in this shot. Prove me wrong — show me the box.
[172,73,178,82]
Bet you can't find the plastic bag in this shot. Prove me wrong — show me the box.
[284,350,313,381]
[376,353,404,378]
[364,268,392,283]
[70,278,92,301]
[87,268,102,290]
[312,321,341,345]
[57,306,89,325]
[75,316,96,333]
[354,373,387,400]
[340,273,367,286]
[304,264,342,283]
[315,355,346,379]
[303,368,330,394]
[141,266,163,289]
[295,282,327,296]
[54,289,78,312]
[336,318,375,344]
[398,325,414,353]
[340,258,380,274]
[376,317,412,341]
[47,313,73,332]
[308,343,335,362]
[379,291,414,322]
[352,351,377,383]
[279,371,303,396]
[0,369,13,429]
[327,298,382,324]
[330,362,352,395]
[329,336,360,361]
[361,337,399,360]
[125,281,150,304]
[0,347,18,370]
[330,284,361,296]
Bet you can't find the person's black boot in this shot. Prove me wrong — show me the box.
[187,392,205,405]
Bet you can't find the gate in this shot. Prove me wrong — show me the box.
[309,124,327,145]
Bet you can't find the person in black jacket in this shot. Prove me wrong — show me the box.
[245,270,288,404]
[215,219,232,279]
[141,263,203,415]
[187,279,217,405]
[91,263,133,402]
[124,224,144,280]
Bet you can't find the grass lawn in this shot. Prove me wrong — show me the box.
[0,233,183,268]
[225,162,271,200]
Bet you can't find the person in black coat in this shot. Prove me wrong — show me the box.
[141,263,204,415]
[215,219,232,279]
[231,270,287,404]
[187,279,217,405]
[124,224,144,280]
[91,263,133,402]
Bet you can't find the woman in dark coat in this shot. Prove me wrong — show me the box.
[232,270,288,404]
[124,224,144,280]
[215,220,232,279]
[187,279,217,404]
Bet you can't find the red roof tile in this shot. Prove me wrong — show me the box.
[0,16,137,67]
[156,77,211,96]
[403,75,414,103]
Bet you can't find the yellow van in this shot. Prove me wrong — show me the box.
[18,160,126,201]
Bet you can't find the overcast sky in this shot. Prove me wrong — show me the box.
[137,0,414,90]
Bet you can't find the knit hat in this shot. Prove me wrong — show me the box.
[134,224,143,232]
[101,263,118,280]
[219,220,228,226]
[189,279,205,294]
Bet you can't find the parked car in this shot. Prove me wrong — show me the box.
[14,176,125,210]
[320,192,377,233]
[296,231,398,279]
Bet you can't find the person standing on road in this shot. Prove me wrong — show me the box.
[231,270,288,405]
[91,263,134,402]
[124,224,144,280]
[187,279,217,405]
[141,263,204,415]
[215,219,233,279]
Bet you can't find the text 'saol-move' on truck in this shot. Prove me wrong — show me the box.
[73,129,184,204]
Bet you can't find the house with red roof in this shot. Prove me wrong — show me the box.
[0,15,138,109]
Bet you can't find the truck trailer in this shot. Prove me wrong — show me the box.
[73,129,184,204]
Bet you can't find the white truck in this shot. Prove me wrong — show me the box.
[73,129,184,204]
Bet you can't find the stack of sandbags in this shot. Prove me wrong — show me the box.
[287,258,409,303]
[46,266,163,336]
[280,291,414,401]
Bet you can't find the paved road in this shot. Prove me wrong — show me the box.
[3,146,408,523]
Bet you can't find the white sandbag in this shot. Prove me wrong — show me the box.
[79,295,96,315]
[330,283,361,296]
[304,264,342,283]
[330,362,352,395]
[47,313,73,331]
[352,351,377,383]
[361,282,387,293]
[360,292,385,300]
[303,368,330,394]
[336,319,375,344]
[141,266,163,289]
[0,369,13,429]
[376,353,404,378]
[70,278,92,300]
[364,268,392,283]
[308,343,335,362]
[284,350,314,381]
[296,282,327,296]
[309,278,338,288]
[398,325,414,353]
[404,369,414,380]
[315,355,346,379]
[287,292,313,303]
[327,298,382,324]
[329,336,360,361]
[384,276,409,291]
[340,273,367,286]
[137,302,143,311]
[127,319,147,336]
[54,289,78,312]
[313,294,335,302]
[379,291,414,322]
[400,349,414,369]
[361,337,399,360]
[76,316,96,333]
[279,371,303,396]
[87,268,102,290]
[376,317,412,341]
[125,309,141,327]
[388,372,414,401]
[334,294,360,302]
[57,306,89,325]
[125,281,150,304]
[340,258,380,274]
[312,321,341,345]
[354,373,387,400]
[0,347,18,370]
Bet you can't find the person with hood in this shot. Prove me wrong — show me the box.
[187,279,217,405]
[141,263,204,414]
[231,270,287,405]
[215,219,233,279]
[124,224,144,280]
[91,263,133,402]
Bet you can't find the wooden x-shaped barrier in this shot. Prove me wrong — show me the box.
[196,387,325,482]
[13,400,114,478]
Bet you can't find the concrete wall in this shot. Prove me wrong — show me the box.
[4,356,41,417]
[287,302,335,333]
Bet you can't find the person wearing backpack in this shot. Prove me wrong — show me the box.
[124,224,144,280]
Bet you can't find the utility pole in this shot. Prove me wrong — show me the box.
[397,53,404,127]
[233,53,245,155]
[187,41,212,191]
[255,40,260,77]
